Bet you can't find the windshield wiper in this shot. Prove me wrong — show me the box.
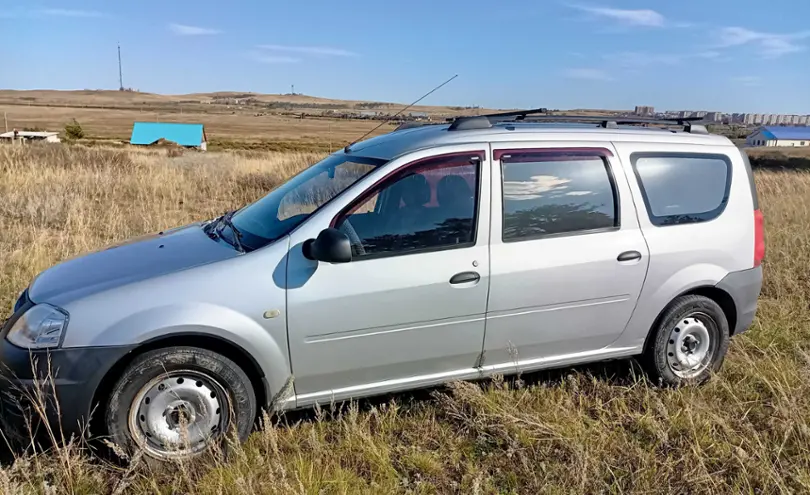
[213,210,246,253]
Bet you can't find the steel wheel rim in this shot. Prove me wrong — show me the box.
[666,312,717,379]
[128,369,230,459]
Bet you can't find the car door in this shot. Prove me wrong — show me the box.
[286,146,491,405]
[482,143,650,372]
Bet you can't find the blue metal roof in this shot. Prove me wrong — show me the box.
[130,122,206,146]
[759,126,810,140]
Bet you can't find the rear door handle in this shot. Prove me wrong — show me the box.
[617,250,642,262]
[450,271,480,285]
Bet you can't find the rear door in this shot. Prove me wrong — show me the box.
[482,143,650,370]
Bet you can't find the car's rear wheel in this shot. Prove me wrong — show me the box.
[105,346,256,460]
[642,295,730,386]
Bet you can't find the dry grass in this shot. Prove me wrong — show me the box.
[0,144,809,493]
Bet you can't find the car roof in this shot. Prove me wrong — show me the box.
[344,122,734,160]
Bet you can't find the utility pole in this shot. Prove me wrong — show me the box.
[118,43,124,91]
[291,84,295,95]
[3,112,7,133]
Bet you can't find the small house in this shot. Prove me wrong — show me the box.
[0,130,61,144]
[130,122,207,151]
[746,126,810,148]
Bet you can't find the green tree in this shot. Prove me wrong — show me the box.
[64,119,85,140]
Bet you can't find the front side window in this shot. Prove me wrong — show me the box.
[631,153,731,226]
[230,154,385,250]
[334,154,481,259]
[500,151,618,242]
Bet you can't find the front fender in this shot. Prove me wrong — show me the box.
[89,302,292,406]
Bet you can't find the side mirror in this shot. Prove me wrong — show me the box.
[302,228,352,263]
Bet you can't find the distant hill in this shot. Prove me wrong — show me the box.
[0,89,502,117]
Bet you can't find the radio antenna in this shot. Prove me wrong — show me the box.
[344,74,458,153]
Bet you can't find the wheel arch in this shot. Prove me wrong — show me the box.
[642,285,737,354]
[90,333,270,435]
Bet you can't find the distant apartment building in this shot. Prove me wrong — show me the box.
[705,112,725,122]
[659,110,809,126]
[739,113,810,126]
[634,106,655,116]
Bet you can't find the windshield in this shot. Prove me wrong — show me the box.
[230,154,386,250]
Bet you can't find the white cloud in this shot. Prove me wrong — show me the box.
[248,52,300,64]
[732,76,762,87]
[697,51,722,59]
[605,52,684,67]
[714,27,810,58]
[562,68,614,81]
[257,44,359,57]
[604,50,729,69]
[567,4,665,27]
[169,23,221,36]
[38,8,104,17]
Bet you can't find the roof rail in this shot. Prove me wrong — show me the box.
[447,111,710,134]
[393,121,432,132]
[447,108,549,131]
[522,115,710,134]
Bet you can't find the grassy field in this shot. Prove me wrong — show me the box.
[0,143,809,493]
[0,103,392,151]
[0,89,498,152]
[0,89,624,153]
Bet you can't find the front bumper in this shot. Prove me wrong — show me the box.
[0,296,135,445]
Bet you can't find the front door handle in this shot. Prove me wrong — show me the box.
[617,250,642,262]
[450,271,480,285]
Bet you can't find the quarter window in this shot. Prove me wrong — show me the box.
[631,153,731,226]
[334,154,480,259]
[500,151,618,242]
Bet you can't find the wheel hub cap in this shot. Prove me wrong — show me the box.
[666,316,713,378]
[129,371,227,458]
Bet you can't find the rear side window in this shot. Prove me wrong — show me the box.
[631,153,732,226]
[500,151,618,242]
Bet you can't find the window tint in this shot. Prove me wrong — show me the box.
[632,153,731,226]
[501,153,617,242]
[335,155,480,258]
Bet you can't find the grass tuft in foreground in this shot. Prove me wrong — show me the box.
[0,144,809,493]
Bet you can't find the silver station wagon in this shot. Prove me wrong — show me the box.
[1,110,764,459]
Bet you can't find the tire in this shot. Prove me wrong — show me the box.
[105,346,256,460]
[642,295,730,386]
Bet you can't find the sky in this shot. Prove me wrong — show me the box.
[2,1,809,114]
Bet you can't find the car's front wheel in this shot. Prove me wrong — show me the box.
[105,346,256,460]
[642,295,730,386]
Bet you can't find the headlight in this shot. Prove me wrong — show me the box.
[6,304,69,349]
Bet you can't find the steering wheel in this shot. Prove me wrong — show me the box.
[338,219,366,257]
